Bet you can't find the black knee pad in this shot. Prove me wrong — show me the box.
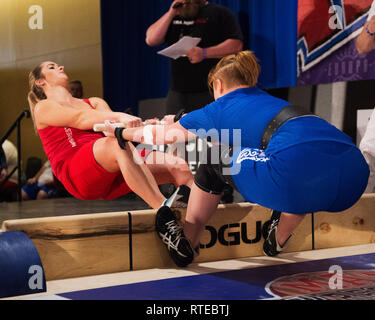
[194,145,239,195]
[194,162,227,195]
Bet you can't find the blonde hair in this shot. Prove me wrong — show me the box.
[27,63,47,132]
[208,50,261,93]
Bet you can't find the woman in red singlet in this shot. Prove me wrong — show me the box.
[27,61,193,209]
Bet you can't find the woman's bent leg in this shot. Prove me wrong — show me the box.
[93,137,166,209]
[184,183,222,249]
[145,151,194,188]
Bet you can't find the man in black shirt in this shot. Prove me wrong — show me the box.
[146,0,243,114]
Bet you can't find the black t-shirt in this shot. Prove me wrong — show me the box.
[165,3,243,93]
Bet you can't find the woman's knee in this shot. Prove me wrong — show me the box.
[94,137,118,153]
[171,160,193,186]
[93,137,123,172]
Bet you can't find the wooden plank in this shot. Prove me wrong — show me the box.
[130,210,176,270]
[29,235,130,281]
[2,212,130,238]
[3,194,375,280]
[314,194,375,249]
[186,203,313,262]
[2,203,313,279]
[2,212,131,280]
[130,203,313,270]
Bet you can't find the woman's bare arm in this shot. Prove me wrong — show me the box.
[34,99,142,130]
[88,97,112,112]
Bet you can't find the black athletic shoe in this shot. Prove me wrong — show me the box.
[263,210,291,257]
[155,206,194,267]
[162,186,190,208]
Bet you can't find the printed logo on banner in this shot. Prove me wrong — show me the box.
[297,0,372,74]
[265,269,375,299]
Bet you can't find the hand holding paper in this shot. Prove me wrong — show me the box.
[157,36,202,60]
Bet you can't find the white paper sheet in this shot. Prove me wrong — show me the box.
[157,36,202,60]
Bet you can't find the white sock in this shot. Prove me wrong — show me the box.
[276,229,292,251]
[161,187,181,208]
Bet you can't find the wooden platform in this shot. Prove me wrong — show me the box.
[0,194,149,225]
[2,194,375,281]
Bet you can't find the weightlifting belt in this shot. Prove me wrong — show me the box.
[260,105,316,150]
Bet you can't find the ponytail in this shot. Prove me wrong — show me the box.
[28,64,47,133]
[27,91,40,133]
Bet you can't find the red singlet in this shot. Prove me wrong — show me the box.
[37,99,147,200]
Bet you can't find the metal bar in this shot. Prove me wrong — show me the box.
[0,109,30,202]
[0,110,29,145]
[17,120,22,202]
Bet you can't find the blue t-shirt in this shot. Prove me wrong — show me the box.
[179,87,354,152]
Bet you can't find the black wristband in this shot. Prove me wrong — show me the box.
[174,109,185,122]
[115,127,127,150]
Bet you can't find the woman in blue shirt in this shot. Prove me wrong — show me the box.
[110,51,369,267]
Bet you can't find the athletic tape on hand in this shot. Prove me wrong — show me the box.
[93,121,165,132]
[93,123,124,132]
[143,125,154,145]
